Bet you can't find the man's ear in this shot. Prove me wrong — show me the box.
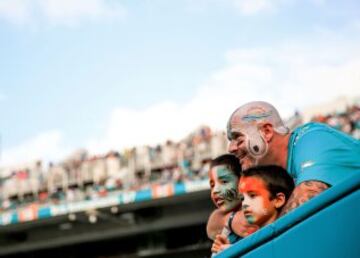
[274,192,286,209]
[259,123,274,142]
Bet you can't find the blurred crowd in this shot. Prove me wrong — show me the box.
[1,103,359,213]
[311,104,360,139]
[0,126,228,212]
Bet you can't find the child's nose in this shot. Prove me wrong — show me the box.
[213,185,221,194]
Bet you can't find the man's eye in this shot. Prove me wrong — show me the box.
[231,133,239,141]
[221,180,228,184]
[249,193,257,198]
[237,137,245,144]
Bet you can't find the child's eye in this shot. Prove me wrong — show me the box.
[249,193,257,198]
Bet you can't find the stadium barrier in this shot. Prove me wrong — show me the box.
[0,180,209,225]
[215,173,360,258]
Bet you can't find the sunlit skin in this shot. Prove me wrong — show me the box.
[228,114,290,170]
[239,176,282,227]
[228,130,257,170]
[227,113,261,170]
[208,165,242,213]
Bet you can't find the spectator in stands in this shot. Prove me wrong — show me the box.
[47,162,68,202]
[207,154,257,254]
[227,101,360,216]
[29,161,44,198]
[239,165,294,227]
[211,165,294,254]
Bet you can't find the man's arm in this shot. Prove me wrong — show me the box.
[280,180,329,216]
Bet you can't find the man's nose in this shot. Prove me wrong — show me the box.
[228,140,238,153]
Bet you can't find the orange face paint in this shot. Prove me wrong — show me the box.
[239,176,277,227]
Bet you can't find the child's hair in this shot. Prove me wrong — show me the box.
[242,165,294,201]
[210,154,241,177]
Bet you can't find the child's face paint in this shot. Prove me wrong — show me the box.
[209,165,241,213]
[239,176,278,227]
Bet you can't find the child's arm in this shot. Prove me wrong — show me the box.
[206,209,228,240]
[211,234,230,254]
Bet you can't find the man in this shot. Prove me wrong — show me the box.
[227,101,360,215]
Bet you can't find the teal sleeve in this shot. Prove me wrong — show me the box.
[292,128,360,186]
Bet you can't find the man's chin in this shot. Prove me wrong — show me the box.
[240,161,255,170]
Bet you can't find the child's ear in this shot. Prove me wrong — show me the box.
[274,192,286,209]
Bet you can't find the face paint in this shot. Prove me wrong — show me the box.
[209,165,241,213]
[239,176,278,227]
[227,107,270,170]
[244,214,255,224]
[227,119,263,170]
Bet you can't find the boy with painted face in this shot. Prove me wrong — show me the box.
[208,154,242,214]
[207,154,258,255]
[239,165,295,228]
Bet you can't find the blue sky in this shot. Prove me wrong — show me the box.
[1,0,360,168]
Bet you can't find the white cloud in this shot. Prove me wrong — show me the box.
[0,0,126,26]
[0,0,30,24]
[2,40,359,163]
[86,38,360,154]
[1,130,70,167]
[5,35,358,162]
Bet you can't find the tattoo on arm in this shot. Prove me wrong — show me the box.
[280,181,329,216]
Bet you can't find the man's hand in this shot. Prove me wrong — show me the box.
[211,234,230,254]
[280,180,329,216]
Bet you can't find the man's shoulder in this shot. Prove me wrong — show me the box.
[291,122,331,145]
[292,122,359,147]
[293,122,331,134]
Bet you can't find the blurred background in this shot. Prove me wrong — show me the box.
[0,0,360,257]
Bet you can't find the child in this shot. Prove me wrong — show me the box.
[207,154,242,244]
[212,165,294,255]
[207,154,258,254]
[239,165,295,228]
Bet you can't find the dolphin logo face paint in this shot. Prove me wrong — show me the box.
[209,165,242,213]
[227,107,270,170]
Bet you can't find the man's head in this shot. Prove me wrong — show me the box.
[208,154,242,213]
[227,101,289,170]
[239,165,295,227]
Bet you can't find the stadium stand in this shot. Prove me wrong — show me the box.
[0,103,359,257]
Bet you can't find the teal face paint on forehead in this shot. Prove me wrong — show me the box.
[242,111,272,122]
[217,166,237,180]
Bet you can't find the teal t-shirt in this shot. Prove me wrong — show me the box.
[287,122,360,186]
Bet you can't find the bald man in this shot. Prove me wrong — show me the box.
[227,101,360,215]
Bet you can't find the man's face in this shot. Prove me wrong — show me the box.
[208,165,241,213]
[227,114,258,170]
[238,176,277,227]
